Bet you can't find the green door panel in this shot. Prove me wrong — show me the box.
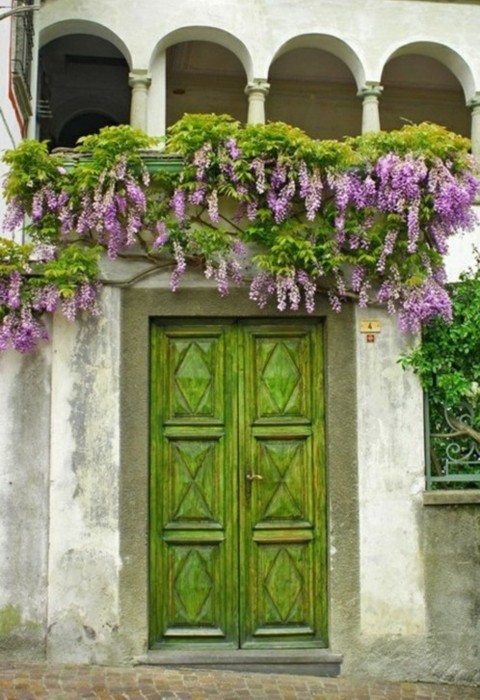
[150,320,326,649]
[150,323,238,647]
[239,322,327,648]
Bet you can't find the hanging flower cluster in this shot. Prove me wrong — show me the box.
[0,116,478,351]
[0,237,101,352]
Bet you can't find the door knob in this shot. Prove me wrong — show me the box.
[246,473,263,481]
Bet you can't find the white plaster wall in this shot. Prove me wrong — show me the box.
[444,205,480,282]
[39,0,480,96]
[0,341,51,657]
[47,287,122,663]
[355,305,426,637]
[0,16,47,657]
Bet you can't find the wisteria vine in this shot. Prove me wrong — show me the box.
[0,116,478,351]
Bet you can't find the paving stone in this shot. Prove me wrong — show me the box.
[0,664,478,699]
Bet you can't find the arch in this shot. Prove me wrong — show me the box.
[54,100,123,137]
[39,19,132,68]
[270,34,366,90]
[38,32,131,147]
[58,111,119,148]
[381,41,476,103]
[149,26,253,82]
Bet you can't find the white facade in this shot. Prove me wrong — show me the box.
[0,0,479,683]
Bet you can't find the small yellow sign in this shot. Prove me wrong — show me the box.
[360,320,381,334]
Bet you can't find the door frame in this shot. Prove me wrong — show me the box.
[117,282,359,662]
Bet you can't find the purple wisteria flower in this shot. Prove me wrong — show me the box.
[193,143,212,181]
[351,265,365,293]
[207,190,219,223]
[170,189,186,222]
[249,271,276,309]
[5,271,22,309]
[61,282,101,322]
[0,308,48,353]
[251,158,266,194]
[377,229,398,274]
[153,221,169,249]
[267,178,295,224]
[126,178,147,211]
[170,241,187,292]
[205,258,229,296]
[2,197,25,232]
[428,159,478,236]
[189,184,207,206]
[31,284,60,313]
[246,201,258,221]
[249,269,317,313]
[398,279,452,333]
[225,138,241,161]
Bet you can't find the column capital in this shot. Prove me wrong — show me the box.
[129,70,152,89]
[357,82,383,100]
[468,94,480,111]
[245,79,270,98]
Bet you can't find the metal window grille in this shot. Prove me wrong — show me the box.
[11,0,35,119]
[425,393,480,490]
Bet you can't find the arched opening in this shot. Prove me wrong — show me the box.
[38,34,130,149]
[267,47,361,140]
[166,41,248,127]
[57,112,119,148]
[381,54,469,136]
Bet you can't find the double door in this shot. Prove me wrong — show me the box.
[150,319,327,649]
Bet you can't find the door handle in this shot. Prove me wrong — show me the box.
[246,472,263,501]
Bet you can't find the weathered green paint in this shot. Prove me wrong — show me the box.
[0,605,22,635]
[150,319,326,649]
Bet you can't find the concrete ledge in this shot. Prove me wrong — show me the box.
[136,649,343,677]
[423,490,480,506]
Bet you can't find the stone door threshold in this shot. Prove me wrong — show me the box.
[137,649,343,677]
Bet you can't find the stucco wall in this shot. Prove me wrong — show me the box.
[424,504,480,684]
[0,341,51,659]
[46,286,122,664]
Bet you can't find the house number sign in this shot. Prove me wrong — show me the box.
[359,319,381,343]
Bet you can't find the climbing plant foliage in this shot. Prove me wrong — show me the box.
[0,115,478,351]
[400,259,480,488]
[401,257,480,422]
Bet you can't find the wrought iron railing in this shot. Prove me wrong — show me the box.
[425,394,480,490]
[11,0,35,119]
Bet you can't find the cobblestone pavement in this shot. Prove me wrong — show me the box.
[0,664,479,700]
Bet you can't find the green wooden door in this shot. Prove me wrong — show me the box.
[150,320,326,649]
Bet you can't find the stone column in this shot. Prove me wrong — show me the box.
[357,82,383,134]
[129,70,152,131]
[245,79,270,125]
[469,95,480,162]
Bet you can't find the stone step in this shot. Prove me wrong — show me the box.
[137,649,343,677]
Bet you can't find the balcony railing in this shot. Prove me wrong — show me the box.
[11,0,35,120]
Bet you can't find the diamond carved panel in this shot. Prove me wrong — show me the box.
[262,546,307,625]
[172,340,215,416]
[170,441,218,523]
[173,548,214,624]
[258,440,306,522]
[256,338,305,418]
[264,549,303,621]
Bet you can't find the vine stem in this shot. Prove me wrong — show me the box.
[100,262,175,287]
